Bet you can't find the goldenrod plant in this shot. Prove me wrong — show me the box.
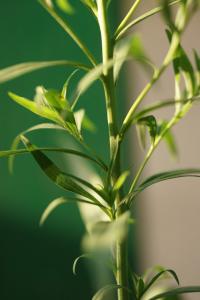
[1,0,200,299]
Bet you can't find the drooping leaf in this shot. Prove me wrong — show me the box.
[149,286,200,300]
[136,115,157,149]
[21,135,105,205]
[92,284,124,300]
[55,0,74,14]
[0,61,89,84]
[194,50,200,91]
[142,269,179,297]
[72,253,91,275]
[39,196,96,226]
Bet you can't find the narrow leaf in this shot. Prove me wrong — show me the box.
[0,61,89,84]
[55,0,74,14]
[72,254,91,275]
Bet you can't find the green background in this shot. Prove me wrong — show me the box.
[0,1,119,299]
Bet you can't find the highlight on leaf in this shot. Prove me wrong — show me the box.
[55,0,74,14]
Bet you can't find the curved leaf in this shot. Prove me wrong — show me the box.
[21,135,105,205]
[40,197,97,226]
[72,253,91,275]
[92,284,123,300]
[149,286,200,300]
[142,269,179,296]
[0,61,89,84]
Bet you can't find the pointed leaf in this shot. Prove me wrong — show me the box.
[0,61,89,84]
[137,115,157,149]
[158,120,178,157]
[113,171,130,194]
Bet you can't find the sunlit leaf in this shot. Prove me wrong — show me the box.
[8,92,81,140]
[149,286,200,299]
[113,171,130,194]
[55,0,74,14]
[0,61,89,84]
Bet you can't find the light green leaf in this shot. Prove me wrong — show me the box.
[55,0,74,14]
[0,61,89,84]
[72,253,91,275]
[113,171,130,194]
[149,286,200,299]
[8,92,81,140]
[92,284,123,300]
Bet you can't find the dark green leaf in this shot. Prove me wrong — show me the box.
[149,286,200,299]
[21,135,105,204]
[137,115,157,149]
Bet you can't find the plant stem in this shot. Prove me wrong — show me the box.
[97,1,129,299]
[115,0,142,38]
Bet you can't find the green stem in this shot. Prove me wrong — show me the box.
[115,0,142,38]
[97,1,129,299]
[38,0,97,66]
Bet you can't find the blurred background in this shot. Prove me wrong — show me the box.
[0,1,200,300]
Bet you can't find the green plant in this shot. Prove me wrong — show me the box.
[1,0,200,299]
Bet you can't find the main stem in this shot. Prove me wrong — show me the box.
[97,1,129,299]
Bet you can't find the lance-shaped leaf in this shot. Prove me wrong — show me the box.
[112,171,130,201]
[8,92,81,140]
[136,115,157,149]
[0,60,89,84]
[134,168,200,196]
[55,0,74,14]
[149,286,200,300]
[194,50,200,92]
[92,284,124,300]
[21,135,104,204]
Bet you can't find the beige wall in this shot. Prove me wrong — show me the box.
[120,2,200,299]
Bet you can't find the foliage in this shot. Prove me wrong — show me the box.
[1,0,200,299]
